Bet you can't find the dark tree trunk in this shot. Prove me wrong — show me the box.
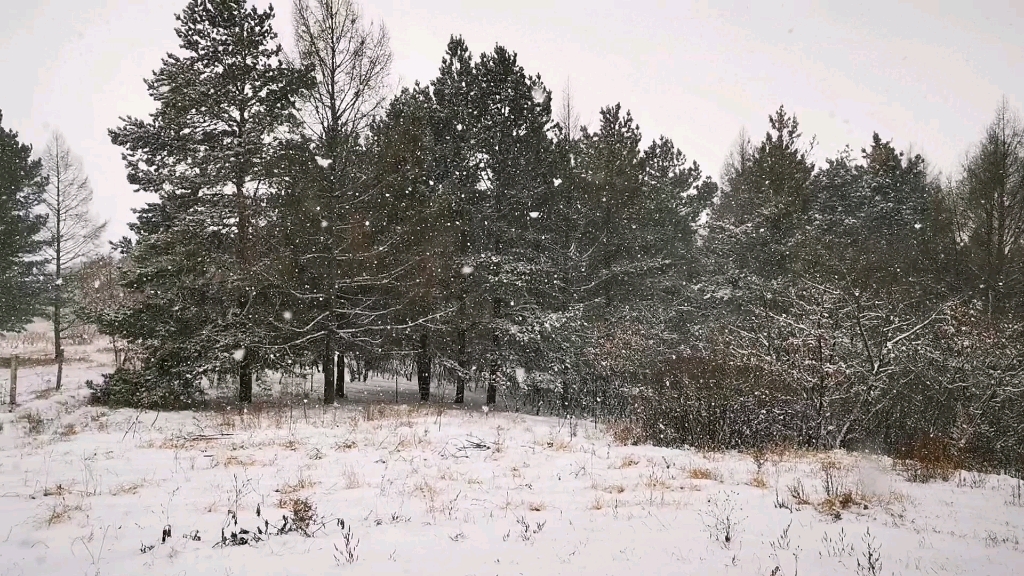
[55,350,64,393]
[338,353,346,399]
[238,354,253,404]
[486,299,500,406]
[53,246,63,391]
[323,333,336,405]
[417,333,431,402]
[455,328,467,404]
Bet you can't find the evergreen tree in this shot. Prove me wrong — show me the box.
[711,105,816,280]
[0,111,47,332]
[955,98,1024,315]
[109,0,308,404]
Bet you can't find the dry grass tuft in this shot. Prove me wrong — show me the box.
[340,465,364,489]
[893,435,959,483]
[110,481,145,496]
[641,469,673,491]
[56,422,78,439]
[816,490,870,519]
[45,497,88,526]
[593,480,626,494]
[748,474,769,489]
[606,420,644,446]
[279,437,304,451]
[277,473,318,496]
[43,483,71,497]
[362,403,432,426]
[19,410,48,436]
[615,455,641,469]
[333,438,358,451]
[787,478,812,505]
[540,433,572,452]
[223,454,258,467]
[688,467,723,482]
[527,501,547,512]
[589,495,606,510]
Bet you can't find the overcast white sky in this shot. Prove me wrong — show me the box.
[1,0,1022,242]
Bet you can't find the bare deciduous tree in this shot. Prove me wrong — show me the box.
[292,0,393,154]
[40,131,107,390]
[291,0,393,404]
[556,78,582,142]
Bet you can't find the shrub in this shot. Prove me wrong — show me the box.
[893,434,959,483]
[88,367,205,410]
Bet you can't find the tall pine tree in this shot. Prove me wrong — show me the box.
[0,111,47,332]
[109,0,308,404]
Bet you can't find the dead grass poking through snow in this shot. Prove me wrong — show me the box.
[362,403,433,427]
[42,483,71,497]
[340,465,364,489]
[641,468,673,491]
[109,480,146,496]
[748,474,769,489]
[19,410,48,436]
[223,454,258,467]
[538,431,573,452]
[527,501,547,512]
[55,422,78,439]
[614,455,641,469]
[592,479,627,494]
[277,472,318,496]
[333,438,358,451]
[278,437,305,451]
[688,467,723,482]
[45,497,89,526]
[606,420,643,446]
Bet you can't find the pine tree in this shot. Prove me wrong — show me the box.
[469,43,556,405]
[109,0,308,404]
[711,105,816,280]
[0,111,47,332]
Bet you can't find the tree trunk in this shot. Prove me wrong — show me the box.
[455,327,467,404]
[238,355,253,404]
[338,353,346,399]
[53,243,63,391]
[53,323,63,391]
[55,351,64,394]
[323,333,336,405]
[8,355,17,409]
[486,298,500,406]
[417,333,431,402]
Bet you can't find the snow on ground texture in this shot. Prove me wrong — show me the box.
[1,360,1023,575]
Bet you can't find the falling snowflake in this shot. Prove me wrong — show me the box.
[232,348,246,362]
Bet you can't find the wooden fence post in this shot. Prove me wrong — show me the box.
[9,354,17,411]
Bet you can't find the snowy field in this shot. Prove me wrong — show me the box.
[1,336,1023,575]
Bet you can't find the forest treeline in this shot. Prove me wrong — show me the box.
[1,0,1022,473]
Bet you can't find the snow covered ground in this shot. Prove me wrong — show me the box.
[1,347,1023,575]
